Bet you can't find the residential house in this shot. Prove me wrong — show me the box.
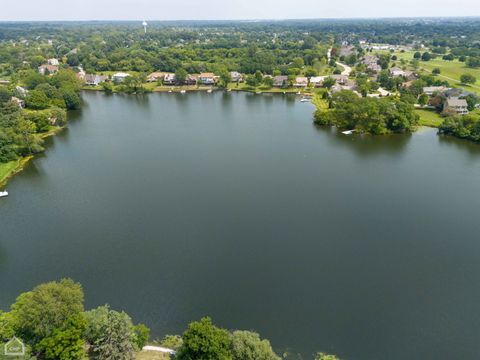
[423,86,449,96]
[185,74,198,85]
[163,73,176,85]
[47,58,60,66]
[147,72,165,82]
[309,76,325,87]
[367,63,382,73]
[85,74,108,86]
[390,67,407,77]
[10,97,25,108]
[295,77,309,87]
[443,98,469,115]
[273,75,289,88]
[331,75,349,85]
[198,73,216,85]
[112,72,131,83]
[230,71,243,82]
[38,64,59,75]
[0,80,10,85]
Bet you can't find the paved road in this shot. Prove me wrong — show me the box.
[336,61,352,76]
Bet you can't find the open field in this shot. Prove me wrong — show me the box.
[136,351,170,360]
[415,108,444,127]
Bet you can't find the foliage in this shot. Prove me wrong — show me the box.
[231,330,280,360]
[439,115,480,142]
[177,317,232,360]
[460,73,477,85]
[85,305,136,360]
[133,324,150,349]
[9,279,84,344]
[314,90,418,134]
[315,353,340,360]
[37,313,87,360]
[159,334,183,350]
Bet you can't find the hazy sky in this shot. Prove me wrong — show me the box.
[1,0,479,21]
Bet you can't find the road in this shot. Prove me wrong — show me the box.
[336,61,352,76]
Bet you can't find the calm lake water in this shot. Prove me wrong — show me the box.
[2,91,480,359]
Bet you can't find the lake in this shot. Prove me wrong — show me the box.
[1,91,480,359]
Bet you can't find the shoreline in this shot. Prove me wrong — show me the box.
[0,126,64,188]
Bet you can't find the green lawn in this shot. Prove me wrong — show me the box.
[415,109,444,128]
[0,160,20,186]
[136,351,170,360]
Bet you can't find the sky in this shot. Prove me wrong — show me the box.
[1,0,479,21]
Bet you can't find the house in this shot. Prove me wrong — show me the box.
[230,71,243,82]
[38,64,59,75]
[112,72,130,83]
[295,77,308,87]
[443,98,469,115]
[273,75,289,88]
[367,63,382,73]
[163,73,176,85]
[147,72,165,82]
[10,97,25,108]
[47,58,60,66]
[185,74,198,85]
[423,86,449,96]
[85,74,108,86]
[390,67,407,77]
[0,79,10,85]
[309,76,325,87]
[198,73,216,85]
[331,75,349,85]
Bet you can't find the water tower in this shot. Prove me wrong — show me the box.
[142,20,148,34]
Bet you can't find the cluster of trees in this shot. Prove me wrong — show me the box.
[439,115,480,142]
[314,91,419,134]
[0,279,149,360]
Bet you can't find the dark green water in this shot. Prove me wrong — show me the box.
[2,91,480,359]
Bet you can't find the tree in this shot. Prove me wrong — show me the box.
[460,73,476,85]
[10,279,84,343]
[37,313,87,360]
[175,68,188,85]
[26,90,50,110]
[413,52,421,59]
[218,70,231,88]
[85,305,136,360]
[231,331,280,360]
[418,93,429,106]
[421,52,432,61]
[177,317,232,360]
[133,324,150,349]
[315,353,340,360]
[466,57,480,68]
[432,68,441,75]
[62,89,81,110]
[322,77,336,89]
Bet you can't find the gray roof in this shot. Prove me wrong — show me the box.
[445,98,468,107]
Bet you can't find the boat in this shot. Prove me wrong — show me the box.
[300,98,310,103]
[180,90,186,94]
[341,130,354,135]
[207,89,213,93]
[0,190,8,198]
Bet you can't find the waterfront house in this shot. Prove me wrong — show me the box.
[230,71,243,82]
[38,64,59,75]
[147,72,165,82]
[273,75,289,88]
[85,74,108,86]
[185,74,198,85]
[309,76,324,87]
[295,77,309,87]
[443,98,469,115]
[198,73,216,85]
[163,73,176,85]
[112,72,130,83]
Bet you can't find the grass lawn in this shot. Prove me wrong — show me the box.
[415,109,444,128]
[136,351,170,360]
[0,160,20,186]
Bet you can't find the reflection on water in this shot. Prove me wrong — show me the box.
[313,124,412,157]
[437,133,480,156]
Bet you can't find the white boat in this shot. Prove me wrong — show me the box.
[180,90,186,94]
[300,98,310,103]
[0,190,8,198]
[207,89,213,93]
[341,130,354,135]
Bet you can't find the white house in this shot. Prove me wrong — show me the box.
[112,72,131,83]
[47,58,60,66]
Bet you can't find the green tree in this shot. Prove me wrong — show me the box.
[37,313,87,360]
[231,330,280,360]
[85,305,136,360]
[26,90,50,110]
[418,93,429,106]
[10,279,84,343]
[460,73,476,85]
[133,324,150,349]
[177,317,232,360]
[62,89,81,110]
[322,77,336,89]
[432,68,441,75]
[175,68,188,85]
